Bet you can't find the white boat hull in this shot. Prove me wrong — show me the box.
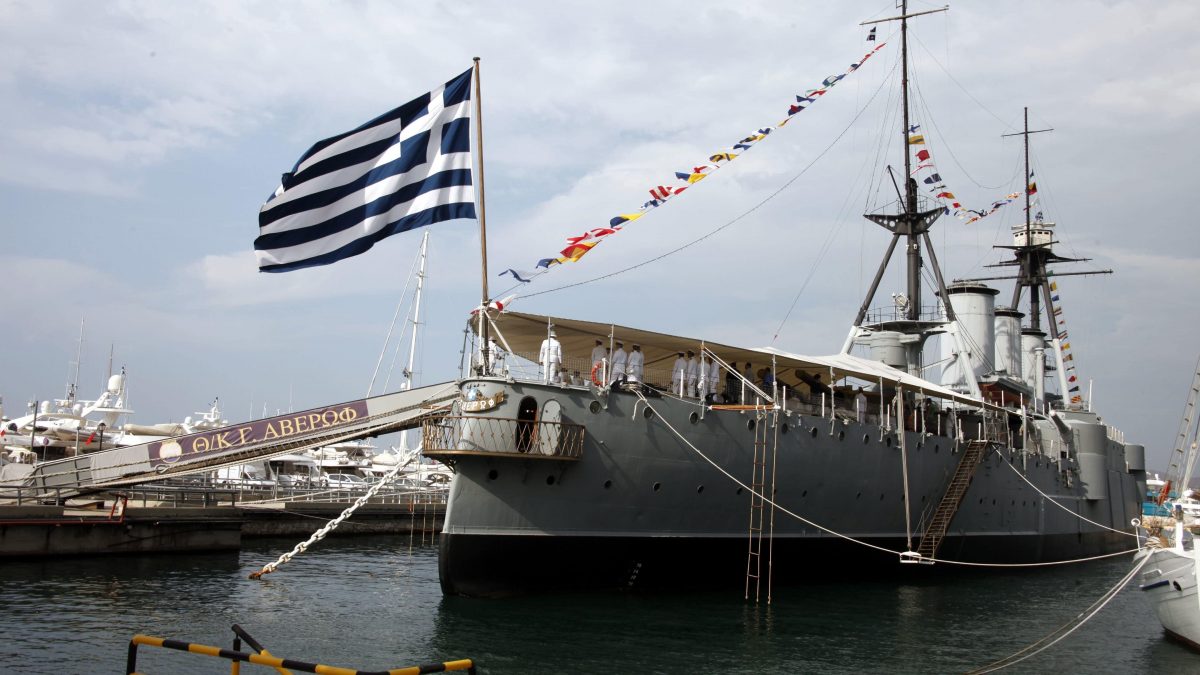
[1140,546,1200,650]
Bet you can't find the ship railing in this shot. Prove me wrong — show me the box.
[861,304,946,325]
[502,351,695,393]
[422,415,585,460]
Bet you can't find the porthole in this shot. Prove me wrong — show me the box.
[934,444,940,454]
[810,427,819,438]
[863,434,870,444]
[781,423,789,435]
[736,487,744,496]
[487,469,499,481]
[643,407,654,420]
[885,436,893,447]
[879,493,885,501]
[992,499,997,506]
[603,479,613,489]
[837,430,845,441]
[589,401,602,414]
[856,492,862,499]
[917,442,923,450]
[689,412,700,424]
[546,475,556,486]
[697,485,705,494]
[653,482,662,492]
[747,419,756,431]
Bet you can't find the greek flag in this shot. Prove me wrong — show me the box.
[255,68,476,272]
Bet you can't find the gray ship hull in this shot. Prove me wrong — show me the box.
[432,379,1143,597]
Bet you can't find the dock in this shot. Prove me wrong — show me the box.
[0,483,445,558]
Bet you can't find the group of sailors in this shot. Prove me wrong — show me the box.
[534,330,742,398]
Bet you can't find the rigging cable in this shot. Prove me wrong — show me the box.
[773,48,910,343]
[366,247,423,396]
[911,33,1017,132]
[511,58,901,302]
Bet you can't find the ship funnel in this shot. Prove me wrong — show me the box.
[1020,328,1047,401]
[938,282,999,388]
[994,307,1024,379]
[861,331,911,372]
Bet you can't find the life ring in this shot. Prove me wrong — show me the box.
[591,362,603,386]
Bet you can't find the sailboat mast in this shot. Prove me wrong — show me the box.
[405,231,429,393]
[68,317,85,403]
[473,57,492,373]
[398,232,429,451]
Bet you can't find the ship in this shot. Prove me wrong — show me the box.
[418,3,1147,598]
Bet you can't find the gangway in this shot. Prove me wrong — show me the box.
[17,382,460,500]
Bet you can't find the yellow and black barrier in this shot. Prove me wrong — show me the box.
[126,633,476,675]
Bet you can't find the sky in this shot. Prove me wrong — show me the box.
[1,1,1197,471]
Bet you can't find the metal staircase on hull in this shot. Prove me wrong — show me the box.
[915,440,990,561]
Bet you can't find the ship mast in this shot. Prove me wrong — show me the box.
[1003,108,1054,333]
[845,2,951,376]
[960,109,1111,336]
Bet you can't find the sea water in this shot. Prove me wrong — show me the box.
[1,536,1195,674]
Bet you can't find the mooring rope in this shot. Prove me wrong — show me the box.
[633,390,900,557]
[248,453,422,579]
[633,390,1145,568]
[1000,456,1139,539]
[965,549,1152,673]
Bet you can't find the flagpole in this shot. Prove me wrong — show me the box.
[473,56,492,374]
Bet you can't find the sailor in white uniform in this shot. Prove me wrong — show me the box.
[487,337,505,373]
[627,344,644,383]
[685,350,699,396]
[610,341,628,385]
[539,329,562,384]
[590,339,608,384]
[707,356,721,401]
[671,352,687,395]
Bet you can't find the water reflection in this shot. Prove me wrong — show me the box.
[1,539,1195,674]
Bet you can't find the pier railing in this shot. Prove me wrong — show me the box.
[0,480,448,509]
[422,415,585,460]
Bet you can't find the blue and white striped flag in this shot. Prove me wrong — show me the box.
[255,68,476,272]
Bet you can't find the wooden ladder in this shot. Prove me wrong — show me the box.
[915,440,989,561]
[745,410,771,601]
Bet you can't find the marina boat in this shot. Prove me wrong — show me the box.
[1138,512,1200,650]
[422,5,1146,597]
[1137,356,1200,649]
[1,371,134,469]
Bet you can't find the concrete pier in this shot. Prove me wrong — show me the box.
[0,500,445,558]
